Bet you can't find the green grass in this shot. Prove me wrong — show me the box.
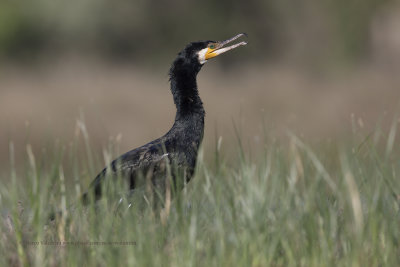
[1,121,400,266]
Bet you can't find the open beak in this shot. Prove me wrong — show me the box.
[205,33,248,60]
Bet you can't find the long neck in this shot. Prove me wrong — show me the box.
[167,61,205,149]
[169,62,205,121]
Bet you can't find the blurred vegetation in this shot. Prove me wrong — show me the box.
[0,0,394,66]
[1,122,400,266]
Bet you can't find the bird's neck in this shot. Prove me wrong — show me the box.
[167,61,205,152]
[169,66,205,121]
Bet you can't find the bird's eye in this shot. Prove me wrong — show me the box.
[209,44,215,49]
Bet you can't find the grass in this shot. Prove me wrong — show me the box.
[1,119,400,267]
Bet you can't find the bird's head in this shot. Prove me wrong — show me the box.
[173,33,247,74]
[169,33,247,115]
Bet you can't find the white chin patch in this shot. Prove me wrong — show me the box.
[197,48,208,64]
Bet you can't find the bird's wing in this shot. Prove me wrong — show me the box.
[82,145,172,203]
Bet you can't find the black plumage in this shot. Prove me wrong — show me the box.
[82,34,247,205]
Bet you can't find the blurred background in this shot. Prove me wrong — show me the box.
[1,0,400,172]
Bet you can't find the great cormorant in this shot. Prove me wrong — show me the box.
[82,33,247,205]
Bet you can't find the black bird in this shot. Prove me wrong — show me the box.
[82,33,247,206]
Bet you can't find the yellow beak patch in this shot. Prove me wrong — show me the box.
[205,48,218,60]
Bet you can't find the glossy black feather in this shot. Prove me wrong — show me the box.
[82,40,213,204]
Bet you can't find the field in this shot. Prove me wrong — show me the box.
[1,62,400,266]
[1,0,400,265]
[1,117,400,266]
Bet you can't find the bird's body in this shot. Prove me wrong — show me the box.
[82,33,247,205]
[84,112,204,204]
